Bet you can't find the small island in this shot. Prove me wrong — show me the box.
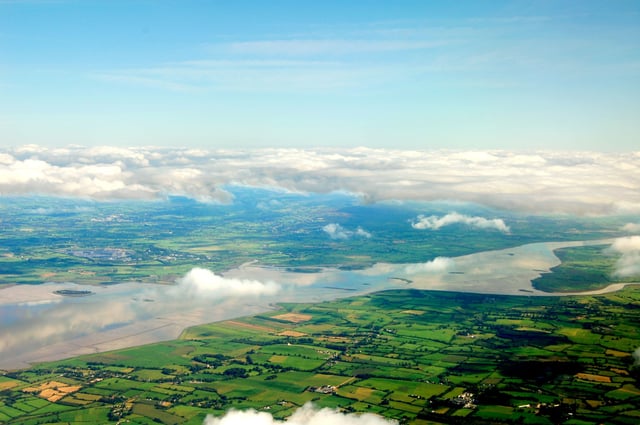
[53,289,94,297]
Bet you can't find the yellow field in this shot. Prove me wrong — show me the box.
[352,387,376,400]
[269,355,288,363]
[23,381,81,402]
[272,313,312,323]
[606,349,631,357]
[278,330,307,337]
[0,381,18,391]
[575,373,611,383]
[611,367,629,375]
[401,310,425,315]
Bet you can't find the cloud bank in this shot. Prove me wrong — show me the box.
[175,268,281,298]
[203,403,397,425]
[323,223,372,240]
[608,236,640,278]
[1,146,640,215]
[411,212,510,233]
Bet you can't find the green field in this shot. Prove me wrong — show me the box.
[533,245,639,292]
[2,191,639,424]
[1,287,640,424]
[0,191,634,287]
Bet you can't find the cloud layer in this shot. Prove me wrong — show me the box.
[203,403,397,425]
[1,146,639,215]
[411,212,510,233]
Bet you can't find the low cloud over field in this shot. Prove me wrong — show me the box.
[608,236,640,278]
[404,257,455,274]
[203,403,397,425]
[175,268,281,298]
[2,146,640,215]
[411,212,510,233]
[622,223,640,233]
[323,223,372,240]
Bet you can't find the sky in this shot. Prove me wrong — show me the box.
[1,0,639,150]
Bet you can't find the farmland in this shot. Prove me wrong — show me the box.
[1,287,639,424]
[532,245,639,292]
[0,189,633,287]
[1,190,639,424]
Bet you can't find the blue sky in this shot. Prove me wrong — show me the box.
[1,0,639,150]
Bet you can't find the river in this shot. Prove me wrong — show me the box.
[0,238,628,371]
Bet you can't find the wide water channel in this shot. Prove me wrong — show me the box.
[0,239,622,370]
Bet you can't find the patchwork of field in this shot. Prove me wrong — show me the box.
[533,245,640,292]
[1,287,639,424]
[0,192,633,287]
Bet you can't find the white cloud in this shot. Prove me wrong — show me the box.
[411,212,510,233]
[2,146,640,215]
[323,223,351,240]
[622,223,640,233]
[175,268,281,298]
[323,223,372,240]
[203,403,397,425]
[355,227,372,238]
[404,257,454,275]
[608,236,640,278]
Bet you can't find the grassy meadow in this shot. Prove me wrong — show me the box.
[1,287,639,424]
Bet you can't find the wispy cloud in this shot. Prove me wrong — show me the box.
[91,24,456,93]
[90,12,640,95]
[411,212,510,233]
[93,73,200,93]
[93,60,391,93]
[2,146,640,215]
[225,39,450,56]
